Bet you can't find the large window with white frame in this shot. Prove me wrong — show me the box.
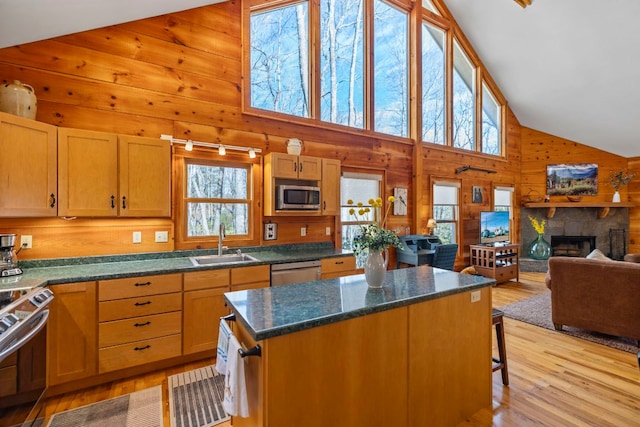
[184,160,252,238]
[432,181,460,244]
[493,186,514,214]
[340,171,384,267]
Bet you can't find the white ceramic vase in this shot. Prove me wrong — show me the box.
[364,248,389,288]
[612,191,621,203]
[0,80,37,119]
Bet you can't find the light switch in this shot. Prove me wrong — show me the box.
[132,231,142,244]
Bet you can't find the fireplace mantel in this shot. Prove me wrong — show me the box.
[522,202,635,219]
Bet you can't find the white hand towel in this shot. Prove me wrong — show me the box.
[215,318,232,375]
[223,335,249,418]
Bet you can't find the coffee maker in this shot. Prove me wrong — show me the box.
[0,234,23,277]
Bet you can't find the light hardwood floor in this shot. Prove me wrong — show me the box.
[44,272,640,426]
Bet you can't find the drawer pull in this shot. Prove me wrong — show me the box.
[134,281,152,287]
[134,321,151,327]
[134,345,151,351]
[134,301,152,306]
[335,261,344,265]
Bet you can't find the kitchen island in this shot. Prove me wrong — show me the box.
[224,265,495,427]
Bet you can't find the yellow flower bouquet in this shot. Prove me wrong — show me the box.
[528,215,546,234]
[347,196,401,256]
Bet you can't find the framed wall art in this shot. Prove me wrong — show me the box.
[546,163,598,196]
[472,186,483,204]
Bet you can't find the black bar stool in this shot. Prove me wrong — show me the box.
[492,308,509,385]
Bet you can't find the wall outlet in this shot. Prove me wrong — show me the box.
[470,290,481,303]
[20,235,32,249]
[264,223,278,241]
[325,227,331,236]
[300,227,307,237]
[155,231,169,243]
[132,231,142,244]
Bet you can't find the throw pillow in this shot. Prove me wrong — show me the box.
[460,265,477,275]
[586,248,611,261]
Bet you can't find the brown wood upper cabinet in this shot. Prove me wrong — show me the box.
[268,152,322,180]
[0,112,57,217]
[264,153,340,216]
[58,128,171,217]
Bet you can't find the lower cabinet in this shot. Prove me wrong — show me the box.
[97,274,182,374]
[45,264,272,389]
[320,256,357,279]
[47,282,98,387]
[183,269,231,355]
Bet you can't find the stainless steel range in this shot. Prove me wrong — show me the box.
[0,286,54,427]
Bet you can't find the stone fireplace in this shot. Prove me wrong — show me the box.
[521,206,630,271]
[550,235,595,257]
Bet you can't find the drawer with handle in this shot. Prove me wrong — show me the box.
[99,292,182,322]
[98,273,182,301]
[98,334,182,373]
[99,311,181,348]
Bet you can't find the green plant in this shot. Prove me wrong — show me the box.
[347,197,401,256]
[608,168,635,191]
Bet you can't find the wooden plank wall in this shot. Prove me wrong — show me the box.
[520,127,638,253]
[0,1,633,263]
[0,2,416,260]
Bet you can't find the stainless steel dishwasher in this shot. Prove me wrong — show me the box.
[271,260,322,286]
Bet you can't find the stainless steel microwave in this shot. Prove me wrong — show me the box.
[276,185,321,210]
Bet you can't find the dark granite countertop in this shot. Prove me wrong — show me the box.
[0,243,352,292]
[224,265,495,341]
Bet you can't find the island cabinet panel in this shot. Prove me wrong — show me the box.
[235,307,409,427]
[408,287,492,427]
[47,282,98,386]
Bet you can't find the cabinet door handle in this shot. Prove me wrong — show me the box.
[49,193,56,208]
[134,345,151,351]
[323,201,326,210]
[122,196,127,209]
[299,162,303,173]
[294,163,297,173]
[134,301,151,306]
[134,321,151,327]
[134,281,152,287]
[111,195,115,209]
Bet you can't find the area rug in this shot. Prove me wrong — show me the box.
[498,292,639,354]
[47,385,162,427]
[168,365,229,427]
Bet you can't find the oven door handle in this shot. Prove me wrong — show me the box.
[0,309,49,363]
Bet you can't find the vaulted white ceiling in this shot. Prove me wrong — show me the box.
[445,0,640,158]
[1,0,638,158]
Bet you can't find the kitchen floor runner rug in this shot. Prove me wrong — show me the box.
[169,365,229,427]
[47,385,162,427]
[498,291,639,354]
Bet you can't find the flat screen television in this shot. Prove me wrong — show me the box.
[479,211,510,245]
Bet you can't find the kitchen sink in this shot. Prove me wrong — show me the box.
[189,253,259,266]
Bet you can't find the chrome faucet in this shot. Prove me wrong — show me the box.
[218,223,226,256]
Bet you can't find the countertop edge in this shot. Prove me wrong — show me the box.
[227,278,495,341]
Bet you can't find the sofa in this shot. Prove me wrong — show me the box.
[545,255,640,343]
